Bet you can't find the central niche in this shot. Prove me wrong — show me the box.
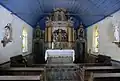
[53,29,68,42]
[52,29,68,49]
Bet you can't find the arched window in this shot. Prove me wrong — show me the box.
[22,27,28,53]
[93,25,99,52]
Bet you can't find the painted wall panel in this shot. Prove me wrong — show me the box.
[0,5,33,64]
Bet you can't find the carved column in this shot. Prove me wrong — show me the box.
[72,28,75,48]
[47,26,52,48]
[67,25,72,48]
[59,29,62,48]
[45,27,48,42]
[71,28,74,42]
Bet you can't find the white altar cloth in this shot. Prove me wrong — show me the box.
[45,49,75,61]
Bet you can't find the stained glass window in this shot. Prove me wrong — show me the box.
[93,25,99,52]
[22,27,28,53]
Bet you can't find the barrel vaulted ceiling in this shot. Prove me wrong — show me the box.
[0,0,120,29]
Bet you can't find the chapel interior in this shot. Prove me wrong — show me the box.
[0,0,120,81]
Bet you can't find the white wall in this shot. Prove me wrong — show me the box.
[87,10,120,61]
[0,5,33,64]
[87,26,94,52]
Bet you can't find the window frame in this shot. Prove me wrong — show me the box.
[92,25,99,53]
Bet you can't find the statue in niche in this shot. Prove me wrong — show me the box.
[1,23,12,47]
[54,11,59,21]
[53,31,59,41]
[52,29,67,48]
[34,25,42,39]
[58,13,61,21]
[61,30,67,41]
[52,30,59,48]
[78,23,85,39]
[113,23,120,42]
[60,11,65,21]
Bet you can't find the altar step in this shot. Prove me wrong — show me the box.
[47,56,73,64]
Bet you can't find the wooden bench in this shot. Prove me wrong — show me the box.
[85,66,120,73]
[84,66,120,81]
[0,67,45,72]
[93,73,120,81]
[0,67,46,81]
[0,76,41,80]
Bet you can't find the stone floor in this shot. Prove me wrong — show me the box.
[46,65,84,81]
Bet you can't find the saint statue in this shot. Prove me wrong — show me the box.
[113,23,120,42]
[1,23,12,47]
[54,11,60,21]
[60,11,65,21]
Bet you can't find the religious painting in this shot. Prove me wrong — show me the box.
[1,23,12,47]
